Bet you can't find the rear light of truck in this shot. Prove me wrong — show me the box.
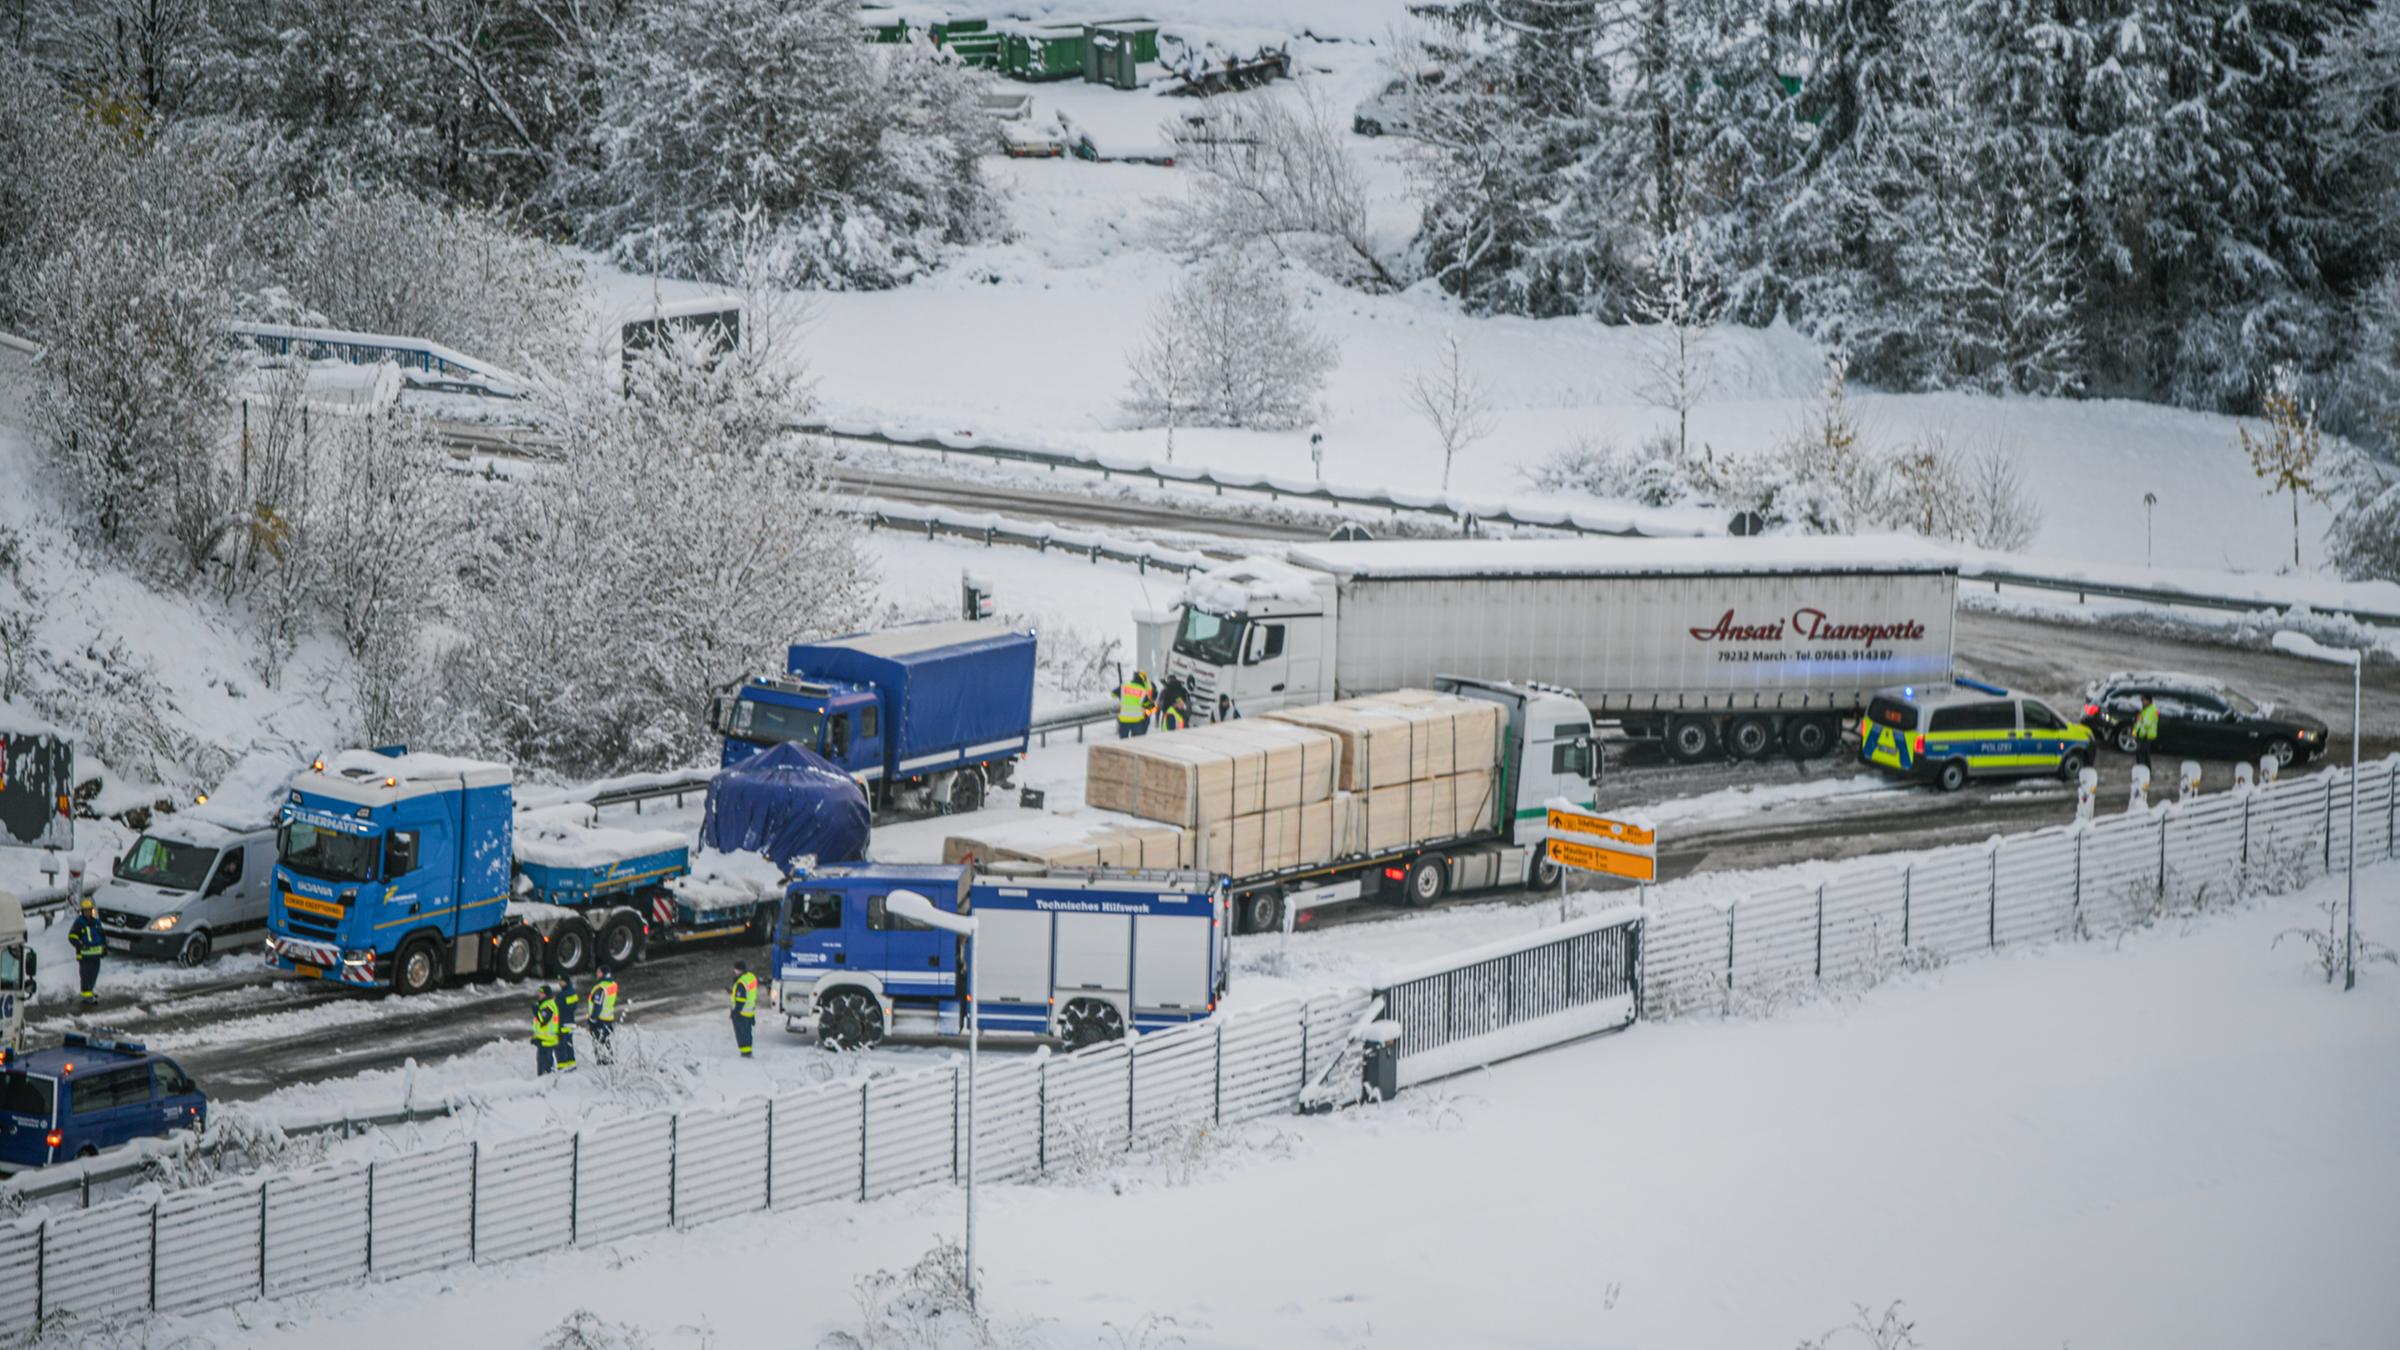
[1911,735,1926,755]
[1382,866,1405,881]
[44,1130,61,1149]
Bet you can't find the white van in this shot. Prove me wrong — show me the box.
[96,815,279,967]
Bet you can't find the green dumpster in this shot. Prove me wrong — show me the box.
[1002,24,1088,82]
[854,5,907,42]
[1085,18,1161,66]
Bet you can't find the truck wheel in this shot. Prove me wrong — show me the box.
[1241,889,1284,934]
[547,923,593,977]
[394,936,444,996]
[1531,854,1562,890]
[496,926,541,982]
[1725,716,1775,760]
[599,915,644,968]
[1666,716,1718,764]
[174,929,212,969]
[818,990,885,1049]
[1060,998,1126,1049]
[1403,856,1447,907]
[949,770,985,815]
[1936,760,1969,793]
[1785,716,1837,760]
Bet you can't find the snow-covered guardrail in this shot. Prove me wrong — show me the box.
[1960,559,2400,628]
[856,495,1216,574]
[0,992,1370,1332]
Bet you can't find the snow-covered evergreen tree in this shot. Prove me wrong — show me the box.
[577,0,995,290]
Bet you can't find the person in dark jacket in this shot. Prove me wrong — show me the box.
[69,898,104,1002]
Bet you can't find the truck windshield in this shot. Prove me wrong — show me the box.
[728,696,824,750]
[786,890,841,935]
[278,819,380,883]
[1173,609,1245,665]
[116,836,217,892]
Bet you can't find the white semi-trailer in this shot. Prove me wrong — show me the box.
[1161,538,1958,763]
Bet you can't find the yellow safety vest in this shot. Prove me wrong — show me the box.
[1162,703,1187,731]
[533,999,560,1047]
[731,972,758,1017]
[590,979,620,1022]
[1118,681,1149,723]
[2134,704,2160,741]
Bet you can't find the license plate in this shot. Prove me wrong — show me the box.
[294,963,324,979]
[105,938,132,952]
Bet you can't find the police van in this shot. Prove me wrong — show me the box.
[1858,679,2095,792]
[0,1032,209,1173]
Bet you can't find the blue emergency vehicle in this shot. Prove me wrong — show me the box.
[0,1032,207,1173]
[1858,679,2095,792]
[267,751,766,996]
[713,619,1038,817]
[773,863,1230,1049]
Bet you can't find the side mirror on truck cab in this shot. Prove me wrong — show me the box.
[383,830,419,880]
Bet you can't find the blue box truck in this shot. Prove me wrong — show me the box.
[266,751,772,995]
[712,619,1038,817]
[771,862,1229,1049]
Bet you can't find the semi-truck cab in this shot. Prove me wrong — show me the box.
[266,750,762,995]
[772,862,1230,1049]
[714,619,1038,817]
[0,890,31,1053]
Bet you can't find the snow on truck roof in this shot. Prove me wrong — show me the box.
[809,619,1028,660]
[298,749,511,808]
[1284,536,1963,580]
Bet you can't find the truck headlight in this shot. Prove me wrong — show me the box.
[341,950,374,968]
[146,915,179,932]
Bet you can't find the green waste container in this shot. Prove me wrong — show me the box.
[1085,18,1161,66]
[1003,24,1088,82]
[854,5,906,42]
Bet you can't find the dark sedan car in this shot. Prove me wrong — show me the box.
[2079,671,2330,767]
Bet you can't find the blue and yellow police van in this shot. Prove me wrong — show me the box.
[1858,679,2095,792]
[0,1032,208,1173]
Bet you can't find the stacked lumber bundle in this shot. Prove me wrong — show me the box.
[942,814,1188,869]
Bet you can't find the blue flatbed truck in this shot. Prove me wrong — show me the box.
[771,862,1230,1049]
[713,619,1038,817]
[266,752,772,995]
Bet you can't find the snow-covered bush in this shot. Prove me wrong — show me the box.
[21,224,238,561]
[577,0,995,290]
[1159,87,1396,290]
[542,1311,657,1350]
[0,527,46,701]
[1123,254,1336,432]
[448,333,873,776]
[267,186,587,373]
[2326,451,2400,583]
[1521,431,1717,510]
[821,1239,1000,1350]
[2275,894,2399,986]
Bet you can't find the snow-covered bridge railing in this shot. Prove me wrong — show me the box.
[230,321,526,398]
[1,992,1371,1333]
[1640,756,2400,1015]
[856,494,1216,574]
[1371,907,1643,1088]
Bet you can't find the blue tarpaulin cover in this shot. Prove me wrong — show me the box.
[701,742,871,873]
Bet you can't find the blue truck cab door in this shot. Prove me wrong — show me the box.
[824,691,882,779]
[870,887,958,1004]
[374,796,456,938]
[778,883,856,974]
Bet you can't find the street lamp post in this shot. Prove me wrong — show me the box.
[886,890,982,1299]
[2142,492,2158,567]
[2271,631,2362,990]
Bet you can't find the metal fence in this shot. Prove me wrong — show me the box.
[1373,907,1643,1087]
[1641,756,2400,1014]
[0,992,1369,1333]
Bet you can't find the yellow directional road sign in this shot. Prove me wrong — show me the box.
[1547,807,1655,848]
[1547,836,1657,882]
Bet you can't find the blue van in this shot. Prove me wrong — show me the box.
[0,1032,208,1173]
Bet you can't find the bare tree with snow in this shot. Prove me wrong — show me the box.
[1631,232,1724,462]
[2240,365,2330,570]
[1160,87,1396,291]
[1403,331,1496,492]
[1121,253,1336,433]
[1122,293,1197,461]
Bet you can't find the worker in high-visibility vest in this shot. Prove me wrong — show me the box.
[587,965,622,1063]
[531,984,562,1076]
[1160,690,1189,732]
[553,974,579,1071]
[69,898,105,1002]
[1117,670,1154,739]
[2132,693,2160,770]
[730,961,759,1057]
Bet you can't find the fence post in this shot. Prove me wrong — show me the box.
[1213,1017,1226,1125]
[1813,884,1825,979]
[1126,1039,1138,1147]
[34,1218,44,1323]
[2324,775,2335,870]
[2072,830,2085,936]
[859,1081,871,1200]
[2389,762,2397,860]
[1987,848,1998,949]
[1037,1056,1050,1176]
[468,1141,480,1262]
[1725,903,1738,989]
[2158,815,2170,898]
[1299,997,1313,1089]
[952,1064,963,1184]
[667,1114,680,1229]
[764,1098,776,1211]
[365,1161,377,1275]
[569,1133,581,1246]
[258,1180,270,1299]
[2241,789,2253,865]
[1902,864,1912,947]
[148,1201,159,1311]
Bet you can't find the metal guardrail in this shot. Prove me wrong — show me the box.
[1961,565,2400,628]
[859,497,1213,573]
[802,418,1704,540]
[0,993,1372,1330]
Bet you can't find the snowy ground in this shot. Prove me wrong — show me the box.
[133,861,2400,1350]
